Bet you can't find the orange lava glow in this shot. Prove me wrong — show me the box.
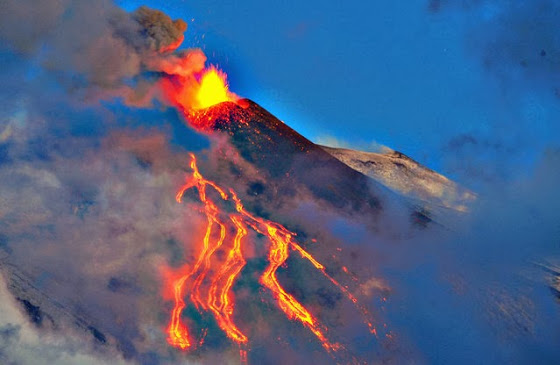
[195,66,233,109]
[160,64,239,128]
[166,153,377,360]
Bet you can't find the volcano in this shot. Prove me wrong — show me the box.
[2,95,464,362]
[0,96,457,364]
[159,98,436,362]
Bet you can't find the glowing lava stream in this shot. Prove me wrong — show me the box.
[167,153,375,357]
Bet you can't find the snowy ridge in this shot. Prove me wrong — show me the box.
[321,145,476,214]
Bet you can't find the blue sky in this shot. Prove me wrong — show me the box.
[116,0,560,186]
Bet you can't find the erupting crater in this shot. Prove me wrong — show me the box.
[161,65,241,129]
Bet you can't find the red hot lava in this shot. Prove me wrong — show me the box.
[165,153,378,362]
[161,64,240,128]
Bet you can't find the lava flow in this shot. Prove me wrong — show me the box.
[166,153,377,360]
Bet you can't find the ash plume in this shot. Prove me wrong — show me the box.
[0,0,204,103]
[132,6,188,53]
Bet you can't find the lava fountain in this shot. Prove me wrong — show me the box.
[161,64,240,128]
[195,66,235,109]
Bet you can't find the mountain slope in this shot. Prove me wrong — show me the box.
[321,145,476,214]
[195,99,433,230]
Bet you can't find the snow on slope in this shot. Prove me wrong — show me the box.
[321,145,476,214]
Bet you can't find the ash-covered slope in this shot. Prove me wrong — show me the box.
[195,99,433,230]
[200,100,380,210]
[321,145,476,214]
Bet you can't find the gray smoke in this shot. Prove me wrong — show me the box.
[0,0,202,96]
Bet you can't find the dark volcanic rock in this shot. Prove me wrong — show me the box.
[196,101,384,210]
[88,326,107,344]
[17,298,42,326]
[192,99,433,231]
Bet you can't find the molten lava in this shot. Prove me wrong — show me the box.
[161,64,238,123]
[165,153,377,361]
[195,66,233,109]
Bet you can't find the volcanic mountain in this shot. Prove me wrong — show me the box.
[1,97,460,364]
